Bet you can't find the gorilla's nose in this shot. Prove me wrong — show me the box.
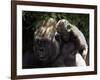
[39,48,44,52]
[38,48,46,58]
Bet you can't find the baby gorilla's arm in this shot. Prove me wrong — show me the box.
[71,25,88,60]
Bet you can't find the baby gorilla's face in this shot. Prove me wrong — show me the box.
[34,38,58,63]
[56,20,71,42]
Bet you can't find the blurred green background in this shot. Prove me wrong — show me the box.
[22,11,89,65]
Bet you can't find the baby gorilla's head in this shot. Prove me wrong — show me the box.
[55,19,71,42]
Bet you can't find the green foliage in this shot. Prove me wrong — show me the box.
[22,11,89,44]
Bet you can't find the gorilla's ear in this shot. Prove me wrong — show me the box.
[66,25,72,32]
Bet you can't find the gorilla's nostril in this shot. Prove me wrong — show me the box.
[39,48,45,52]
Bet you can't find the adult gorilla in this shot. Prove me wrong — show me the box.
[33,18,60,67]
[23,18,61,68]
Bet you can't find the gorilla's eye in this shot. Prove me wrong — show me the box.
[67,25,71,32]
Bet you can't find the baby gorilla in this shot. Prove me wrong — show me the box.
[55,19,88,66]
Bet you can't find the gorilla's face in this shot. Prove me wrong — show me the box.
[56,20,71,42]
[34,38,59,63]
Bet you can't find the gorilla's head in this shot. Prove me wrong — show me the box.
[55,19,72,42]
[33,18,59,65]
